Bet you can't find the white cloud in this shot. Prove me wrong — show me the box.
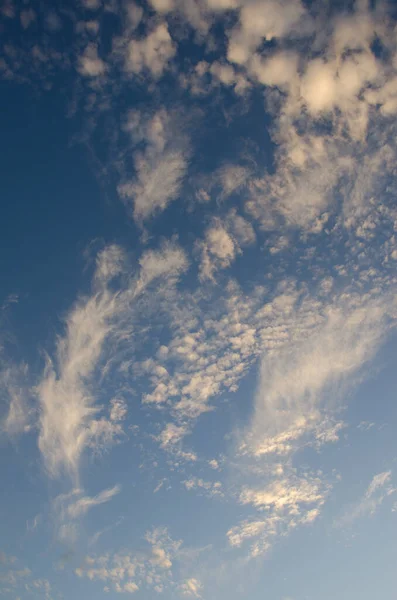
[299,54,378,120]
[198,222,237,281]
[125,23,176,78]
[118,109,189,222]
[148,0,175,13]
[95,245,125,285]
[137,241,188,288]
[124,581,139,593]
[67,485,121,518]
[227,0,306,65]
[82,0,101,9]
[0,555,51,598]
[205,0,237,9]
[227,519,267,549]
[109,398,127,422]
[247,294,395,457]
[249,51,299,90]
[37,290,119,479]
[217,164,250,200]
[239,477,325,513]
[226,210,256,246]
[228,471,328,557]
[336,471,396,527]
[300,59,337,114]
[157,423,189,448]
[76,527,183,595]
[1,365,33,436]
[37,241,188,480]
[239,5,397,238]
[2,1,397,582]
[179,577,202,597]
[120,151,187,222]
[183,477,223,497]
[78,44,106,76]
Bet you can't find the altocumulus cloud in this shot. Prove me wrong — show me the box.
[1,1,397,599]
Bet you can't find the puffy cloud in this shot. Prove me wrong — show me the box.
[208,459,220,470]
[137,241,188,288]
[227,519,268,550]
[120,151,187,222]
[238,4,397,239]
[228,471,328,557]
[249,51,299,89]
[157,423,190,448]
[0,555,52,598]
[217,164,251,200]
[227,0,306,64]
[109,398,128,422]
[180,577,203,597]
[118,109,189,222]
[148,0,175,13]
[300,60,337,114]
[76,528,183,595]
[125,23,176,78]
[203,225,235,259]
[124,581,139,593]
[300,54,378,118]
[239,477,325,513]
[225,210,256,246]
[193,163,251,204]
[183,477,223,497]
[82,0,101,9]
[78,44,106,77]
[198,222,237,281]
[2,0,397,583]
[205,0,238,9]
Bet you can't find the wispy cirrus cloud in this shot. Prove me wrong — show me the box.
[336,471,396,528]
[246,293,396,458]
[1,364,33,436]
[67,484,121,519]
[37,241,188,482]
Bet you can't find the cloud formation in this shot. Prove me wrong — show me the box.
[1,1,397,597]
[37,241,188,481]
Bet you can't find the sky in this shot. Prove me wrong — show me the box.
[1,0,397,598]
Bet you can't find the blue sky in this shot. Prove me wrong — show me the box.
[1,0,397,598]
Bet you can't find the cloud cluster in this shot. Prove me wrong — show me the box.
[2,0,397,586]
[125,23,176,78]
[75,527,188,595]
[228,470,328,557]
[0,553,52,599]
